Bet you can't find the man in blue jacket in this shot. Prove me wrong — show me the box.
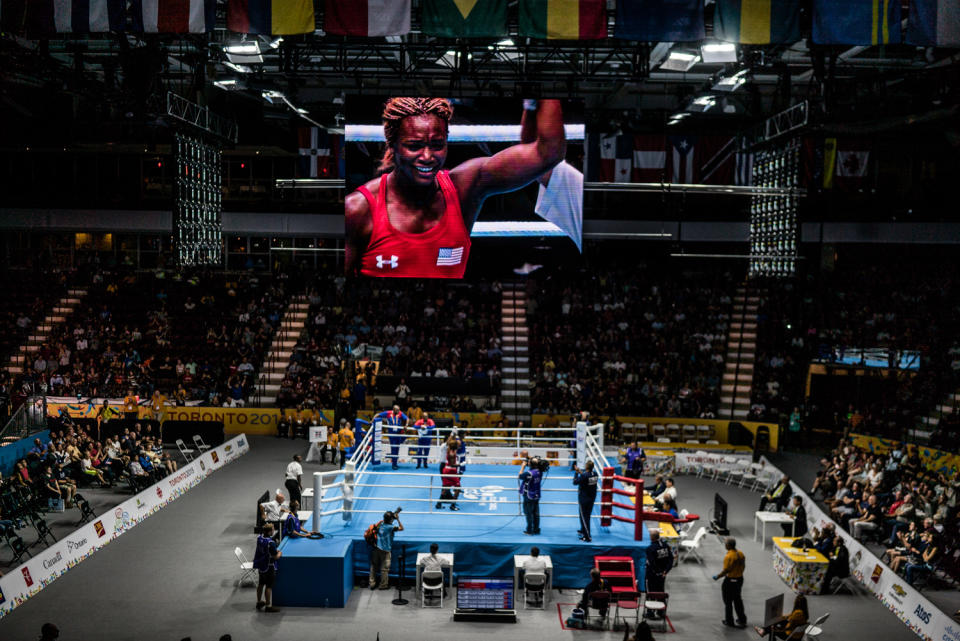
[573,460,599,542]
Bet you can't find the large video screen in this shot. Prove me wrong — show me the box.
[344,97,583,278]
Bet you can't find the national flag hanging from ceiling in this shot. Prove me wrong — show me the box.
[597,134,635,183]
[735,140,754,187]
[614,0,704,42]
[632,135,667,183]
[518,0,606,40]
[421,0,507,38]
[822,138,871,190]
[227,0,315,35]
[812,0,902,45]
[669,136,696,183]
[298,127,343,178]
[714,0,801,44]
[24,0,126,34]
[323,0,411,37]
[906,0,960,47]
[131,0,216,33]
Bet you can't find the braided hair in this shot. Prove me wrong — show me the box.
[378,97,454,174]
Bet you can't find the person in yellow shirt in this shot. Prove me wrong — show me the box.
[713,537,747,628]
[337,422,355,470]
[123,390,139,420]
[150,390,167,422]
[324,422,341,465]
[755,594,808,639]
[407,402,423,424]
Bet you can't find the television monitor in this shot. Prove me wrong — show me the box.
[455,576,514,611]
[713,493,729,534]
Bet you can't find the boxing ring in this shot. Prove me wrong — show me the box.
[274,423,656,607]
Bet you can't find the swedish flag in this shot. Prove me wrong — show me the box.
[813,0,902,45]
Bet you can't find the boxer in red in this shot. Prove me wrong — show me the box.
[436,442,462,511]
[345,97,566,279]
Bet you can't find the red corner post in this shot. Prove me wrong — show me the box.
[634,478,645,541]
[601,466,615,527]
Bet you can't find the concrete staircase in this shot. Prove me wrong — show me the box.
[719,285,760,419]
[255,295,308,406]
[5,288,87,375]
[500,282,531,424]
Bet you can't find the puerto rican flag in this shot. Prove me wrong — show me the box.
[670,136,696,183]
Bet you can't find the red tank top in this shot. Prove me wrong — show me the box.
[357,171,472,279]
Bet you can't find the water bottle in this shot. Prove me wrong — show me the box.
[324,598,330,608]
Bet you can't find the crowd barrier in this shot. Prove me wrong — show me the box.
[0,434,250,619]
[760,456,957,641]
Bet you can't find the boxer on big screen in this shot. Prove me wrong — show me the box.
[345,98,566,278]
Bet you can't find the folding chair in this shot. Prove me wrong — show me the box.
[4,531,32,565]
[523,571,547,609]
[176,439,196,462]
[192,434,212,452]
[31,515,57,548]
[613,590,642,630]
[643,591,669,632]
[696,425,714,442]
[803,613,830,640]
[740,462,759,489]
[234,547,256,587]
[681,425,697,442]
[666,424,682,441]
[586,590,612,630]
[680,526,708,564]
[74,493,97,526]
[421,569,445,608]
[651,424,666,440]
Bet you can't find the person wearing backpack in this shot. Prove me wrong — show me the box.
[368,509,404,590]
[253,523,282,612]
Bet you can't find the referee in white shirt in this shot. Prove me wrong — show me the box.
[284,454,304,506]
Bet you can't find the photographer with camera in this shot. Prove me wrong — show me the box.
[519,454,545,535]
[367,507,404,590]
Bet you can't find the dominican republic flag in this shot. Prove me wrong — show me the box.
[131,0,216,32]
[25,0,126,33]
[323,0,411,37]
[436,247,464,266]
[907,0,960,47]
[227,0,315,35]
[298,127,340,178]
[614,0,704,41]
[669,136,696,183]
[813,0,901,45]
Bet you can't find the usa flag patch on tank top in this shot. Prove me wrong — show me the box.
[436,247,464,266]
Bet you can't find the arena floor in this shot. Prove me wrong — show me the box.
[0,436,921,640]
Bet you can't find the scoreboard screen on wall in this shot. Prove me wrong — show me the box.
[344,97,584,279]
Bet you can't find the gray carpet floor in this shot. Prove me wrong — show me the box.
[0,436,926,640]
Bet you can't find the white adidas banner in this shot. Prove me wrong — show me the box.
[0,434,249,619]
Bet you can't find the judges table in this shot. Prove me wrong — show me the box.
[754,511,795,548]
[772,537,829,594]
[514,554,554,598]
[416,553,455,593]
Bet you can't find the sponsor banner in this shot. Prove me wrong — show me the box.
[673,451,753,475]
[760,456,950,641]
[162,407,280,432]
[0,434,249,620]
[850,433,960,478]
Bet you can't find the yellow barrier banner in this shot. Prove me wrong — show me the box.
[163,407,281,433]
[851,433,960,477]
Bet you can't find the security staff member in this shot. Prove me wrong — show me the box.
[622,441,646,479]
[713,537,747,628]
[376,406,409,470]
[573,460,599,542]
[519,457,543,535]
[414,413,436,469]
[645,530,674,594]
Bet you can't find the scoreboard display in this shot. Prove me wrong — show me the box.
[455,577,514,611]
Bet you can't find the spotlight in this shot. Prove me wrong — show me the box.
[700,42,737,63]
[660,50,699,72]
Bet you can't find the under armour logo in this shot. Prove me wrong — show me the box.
[376,255,398,269]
